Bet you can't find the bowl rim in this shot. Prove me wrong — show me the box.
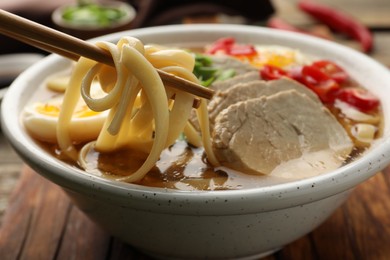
[2,24,390,215]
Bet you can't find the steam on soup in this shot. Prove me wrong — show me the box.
[22,37,382,191]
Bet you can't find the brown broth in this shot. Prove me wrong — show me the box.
[37,135,373,191]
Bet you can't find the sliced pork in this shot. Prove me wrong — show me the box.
[211,71,261,92]
[212,89,353,175]
[208,77,320,129]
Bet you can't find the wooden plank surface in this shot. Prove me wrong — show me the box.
[0,131,22,226]
[0,166,389,260]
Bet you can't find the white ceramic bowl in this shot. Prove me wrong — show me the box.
[2,24,390,259]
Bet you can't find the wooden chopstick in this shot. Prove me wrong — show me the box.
[0,29,81,61]
[0,28,202,109]
[0,10,214,100]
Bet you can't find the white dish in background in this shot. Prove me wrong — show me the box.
[2,25,390,259]
[0,53,44,100]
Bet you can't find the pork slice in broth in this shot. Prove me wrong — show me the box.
[212,89,353,176]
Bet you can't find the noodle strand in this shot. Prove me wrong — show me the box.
[58,36,219,182]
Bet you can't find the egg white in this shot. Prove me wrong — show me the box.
[23,93,108,144]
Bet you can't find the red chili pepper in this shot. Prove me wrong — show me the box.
[260,63,340,102]
[206,37,257,57]
[287,66,304,82]
[301,65,341,103]
[298,0,373,53]
[335,88,380,112]
[311,60,349,83]
[302,65,330,83]
[206,37,235,54]
[260,65,289,80]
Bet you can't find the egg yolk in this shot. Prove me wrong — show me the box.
[234,48,298,68]
[36,103,100,118]
[251,51,296,68]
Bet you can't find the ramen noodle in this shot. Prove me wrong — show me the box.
[51,37,218,183]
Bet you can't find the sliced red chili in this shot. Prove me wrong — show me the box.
[301,65,341,103]
[301,65,330,83]
[260,65,289,80]
[206,37,235,54]
[310,80,341,103]
[311,60,349,83]
[287,66,304,82]
[336,88,380,112]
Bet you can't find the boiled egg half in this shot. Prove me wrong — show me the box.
[23,81,108,144]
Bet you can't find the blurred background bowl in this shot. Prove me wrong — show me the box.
[51,1,136,40]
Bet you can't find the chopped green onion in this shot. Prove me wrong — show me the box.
[193,53,236,87]
[216,69,235,81]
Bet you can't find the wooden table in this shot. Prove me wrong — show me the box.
[1,0,390,259]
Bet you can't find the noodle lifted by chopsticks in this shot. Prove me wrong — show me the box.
[57,37,219,182]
